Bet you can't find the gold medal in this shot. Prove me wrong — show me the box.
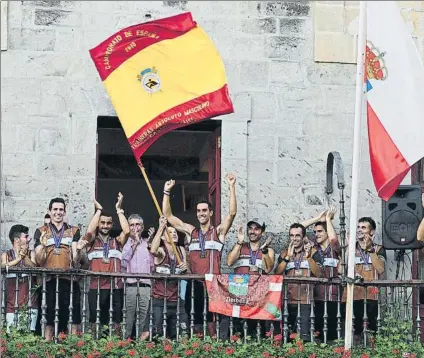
[294,269,303,277]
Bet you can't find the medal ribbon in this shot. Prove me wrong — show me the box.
[249,244,259,265]
[103,238,110,259]
[294,252,304,270]
[359,247,369,265]
[318,244,331,258]
[50,224,65,251]
[199,230,206,257]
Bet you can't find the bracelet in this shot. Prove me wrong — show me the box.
[117,209,124,214]
[163,191,170,196]
[284,256,290,263]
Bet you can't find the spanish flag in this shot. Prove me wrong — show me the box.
[89,12,234,160]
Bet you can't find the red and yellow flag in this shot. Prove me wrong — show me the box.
[89,12,234,159]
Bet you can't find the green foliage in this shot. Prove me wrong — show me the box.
[1,311,423,358]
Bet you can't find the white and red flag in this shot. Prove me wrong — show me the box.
[366,1,424,200]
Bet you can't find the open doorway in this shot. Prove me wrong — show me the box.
[96,117,221,236]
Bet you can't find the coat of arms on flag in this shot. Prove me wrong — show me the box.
[205,274,283,320]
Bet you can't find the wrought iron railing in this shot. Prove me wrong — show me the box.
[1,267,423,346]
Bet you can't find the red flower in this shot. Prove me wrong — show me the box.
[361,355,369,358]
[204,344,212,352]
[57,332,67,341]
[299,345,304,353]
[334,346,345,354]
[171,355,180,358]
[296,340,302,347]
[184,350,194,356]
[226,348,235,355]
[146,342,155,349]
[192,342,199,349]
[263,352,271,358]
[16,343,23,349]
[231,334,239,341]
[274,334,283,342]
[164,344,172,352]
[309,354,317,358]
[128,349,136,356]
[196,333,203,338]
[265,331,272,337]
[1,346,6,353]
[288,348,296,355]
[76,340,84,347]
[289,333,297,339]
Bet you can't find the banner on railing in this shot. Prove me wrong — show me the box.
[205,274,283,320]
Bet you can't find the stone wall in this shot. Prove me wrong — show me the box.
[1,1,423,277]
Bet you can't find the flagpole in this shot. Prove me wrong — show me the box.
[137,160,182,265]
[344,0,367,350]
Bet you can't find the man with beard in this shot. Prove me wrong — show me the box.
[76,193,130,337]
[275,223,323,342]
[34,198,82,341]
[342,217,386,340]
[162,173,237,339]
[121,213,155,340]
[226,219,275,338]
[227,219,275,274]
[301,207,340,342]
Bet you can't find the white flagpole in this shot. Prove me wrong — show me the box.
[344,0,367,350]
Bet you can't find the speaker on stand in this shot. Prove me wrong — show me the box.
[382,185,423,280]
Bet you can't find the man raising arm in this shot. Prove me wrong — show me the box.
[162,173,237,339]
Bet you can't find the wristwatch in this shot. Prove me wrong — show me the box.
[284,256,290,263]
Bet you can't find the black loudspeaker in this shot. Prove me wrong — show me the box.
[382,185,423,250]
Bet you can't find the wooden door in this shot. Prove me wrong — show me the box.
[207,127,221,227]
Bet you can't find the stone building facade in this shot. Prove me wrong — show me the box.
[1,1,424,275]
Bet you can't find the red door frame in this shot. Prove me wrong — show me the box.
[207,126,222,227]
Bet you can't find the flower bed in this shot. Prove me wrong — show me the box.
[1,315,423,358]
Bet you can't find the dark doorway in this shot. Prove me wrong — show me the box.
[96,117,222,236]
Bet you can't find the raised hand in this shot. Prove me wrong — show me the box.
[317,209,328,222]
[363,234,373,250]
[94,199,103,211]
[40,231,48,247]
[260,234,274,250]
[164,180,175,192]
[19,245,28,259]
[287,242,295,258]
[326,206,337,221]
[304,242,313,258]
[115,192,124,211]
[226,173,236,187]
[237,226,245,245]
[159,216,168,228]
